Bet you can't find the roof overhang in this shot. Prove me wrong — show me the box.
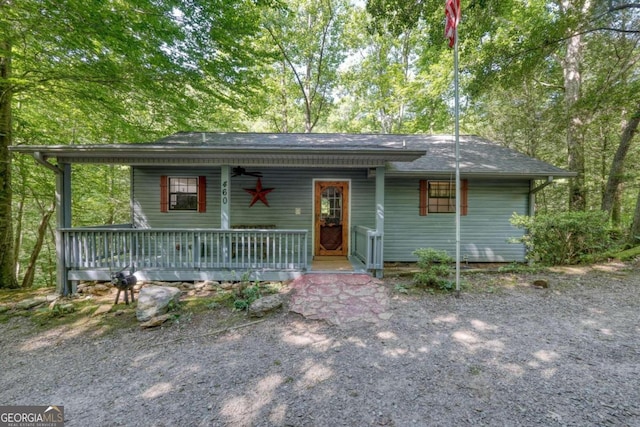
[385,170,577,180]
[10,144,426,168]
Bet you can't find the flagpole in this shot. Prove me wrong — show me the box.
[454,22,461,297]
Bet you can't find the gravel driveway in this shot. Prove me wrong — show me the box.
[1,262,639,426]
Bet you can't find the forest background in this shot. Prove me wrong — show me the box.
[1,0,639,288]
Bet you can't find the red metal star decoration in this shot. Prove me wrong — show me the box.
[243,178,274,207]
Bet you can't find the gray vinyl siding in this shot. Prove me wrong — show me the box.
[133,167,221,228]
[384,178,528,262]
[132,166,376,257]
[133,167,528,263]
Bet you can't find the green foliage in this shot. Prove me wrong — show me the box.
[412,248,454,291]
[610,245,640,262]
[510,211,613,265]
[233,284,263,311]
[394,284,409,294]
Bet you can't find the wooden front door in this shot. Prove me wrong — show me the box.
[314,181,349,256]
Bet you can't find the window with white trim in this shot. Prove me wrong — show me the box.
[160,175,206,213]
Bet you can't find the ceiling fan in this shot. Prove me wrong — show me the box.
[231,166,263,178]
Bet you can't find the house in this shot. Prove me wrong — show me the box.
[11,132,575,294]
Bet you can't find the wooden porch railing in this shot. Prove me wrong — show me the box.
[352,225,383,271]
[61,227,309,272]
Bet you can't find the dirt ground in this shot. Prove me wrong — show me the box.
[1,261,639,427]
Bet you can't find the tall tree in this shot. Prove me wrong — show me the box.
[2,0,271,288]
[335,5,426,133]
[561,0,592,211]
[601,104,640,217]
[0,36,17,288]
[262,0,348,133]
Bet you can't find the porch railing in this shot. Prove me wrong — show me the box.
[352,225,383,271]
[61,227,308,272]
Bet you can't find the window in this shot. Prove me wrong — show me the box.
[419,179,467,216]
[160,176,206,213]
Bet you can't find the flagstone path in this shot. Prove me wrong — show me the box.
[288,273,392,325]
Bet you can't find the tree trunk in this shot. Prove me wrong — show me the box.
[601,103,640,217]
[21,202,56,288]
[631,188,640,244]
[562,0,590,211]
[0,40,18,288]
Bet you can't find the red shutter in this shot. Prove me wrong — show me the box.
[197,176,206,213]
[461,179,468,216]
[419,180,428,216]
[160,176,168,213]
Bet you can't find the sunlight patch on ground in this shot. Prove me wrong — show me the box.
[533,349,560,362]
[19,318,99,352]
[501,362,525,377]
[432,313,458,324]
[269,403,287,425]
[141,382,173,399]
[382,347,409,357]
[377,330,398,340]
[280,327,332,349]
[548,266,588,275]
[221,374,283,426]
[345,336,367,347]
[452,330,480,347]
[297,360,333,390]
[470,319,498,332]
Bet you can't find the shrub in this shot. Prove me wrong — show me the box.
[233,284,262,311]
[510,211,612,265]
[412,248,454,290]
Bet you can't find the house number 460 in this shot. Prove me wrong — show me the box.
[222,180,228,205]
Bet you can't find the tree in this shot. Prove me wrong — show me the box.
[601,104,640,219]
[561,0,592,211]
[631,189,640,243]
[2,0,271,288]
[0,37,17,288]
[262,0,348,133]
[333,5,428,134]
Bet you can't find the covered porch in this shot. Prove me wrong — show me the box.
[61,225,377,285]
[12,133,425,295]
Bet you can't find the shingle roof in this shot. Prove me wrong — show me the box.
[10,132,574,178]
[387,135,575,178]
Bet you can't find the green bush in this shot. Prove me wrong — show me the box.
[510,211,612,265]
[233,284,262,311]
[412,248,454,290]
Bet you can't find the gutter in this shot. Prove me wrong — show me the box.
[33,152,62,174]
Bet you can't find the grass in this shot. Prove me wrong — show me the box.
[0,279,285,335]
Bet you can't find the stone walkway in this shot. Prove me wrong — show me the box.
[288,274,392,325]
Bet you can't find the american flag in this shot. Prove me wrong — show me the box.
[445,0,461,48]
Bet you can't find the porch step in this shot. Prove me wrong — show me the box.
[311,256,354,272]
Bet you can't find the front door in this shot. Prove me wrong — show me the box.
[314,181,349,256]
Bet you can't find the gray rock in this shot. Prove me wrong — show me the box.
[136,286,182,322]
[140,314,172,328]
[533,279,549,288]
[248,294,283,318]
[90,284,111,295]
[16,297,47,310]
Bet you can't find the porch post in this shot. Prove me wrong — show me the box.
[374,166,385,278]
[57,163,72,295]
[220,165,231,263]
[221,165,230,229]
